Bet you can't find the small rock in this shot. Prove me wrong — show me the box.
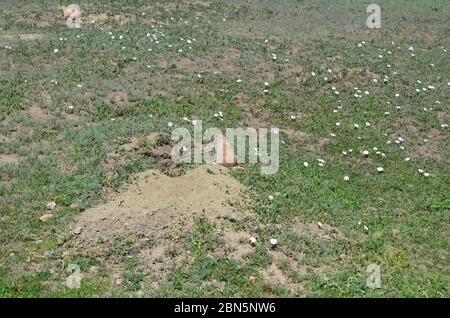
[47,201,57,210]
[73,226,82,235]
[269,238,277,248]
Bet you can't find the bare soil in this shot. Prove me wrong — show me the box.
[67,164,252,286]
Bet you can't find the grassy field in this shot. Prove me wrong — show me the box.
[0,0,449,297]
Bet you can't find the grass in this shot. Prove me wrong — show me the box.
[0,0,449,297]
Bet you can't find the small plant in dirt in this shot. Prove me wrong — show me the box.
[107,236,136,258]
[155,133,171,147]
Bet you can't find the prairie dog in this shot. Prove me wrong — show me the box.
[62,4,81,28]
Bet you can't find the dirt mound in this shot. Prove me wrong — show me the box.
[70,163,250,254]
[27,104,52,120]
[66,164,252,288]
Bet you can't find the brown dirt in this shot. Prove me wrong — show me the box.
[41,90,52,107]
[222,229,254,261]
[436,111,448,123]
[68,164,251,285]
[189,0,212,7]
[14,12,56,28]
[0,154,22,165]
[282,64,304,81]
[72,164,249,247]
[281,128,330,153]
[260,263,304,295]
[84,13,134,26]
[392,119,447,161]
[234,93,275,127]
[105,91,129,107]
[144,142,181,177]
[27,104,52,120]
[413,128,447,162]
[84,13,108,24]
[0,33,45,42]
[220,48,243,75]
[105,132,161,181]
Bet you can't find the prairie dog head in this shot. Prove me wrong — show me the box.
[62,4,81,18]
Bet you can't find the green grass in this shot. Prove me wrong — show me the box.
[0,0,449,297]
